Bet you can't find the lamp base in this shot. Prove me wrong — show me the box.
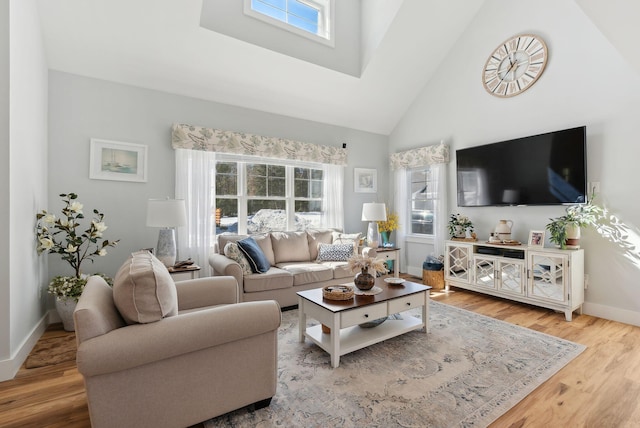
[156,228,176,267]
[366,221,380,248]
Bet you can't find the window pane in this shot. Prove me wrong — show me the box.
[410,168,435,235]
[216,162,237,196]
[294,179,308,198]
[215,198,238,234]
[252,0,286,20]
[295,200,321,230]
[247,203,287,234]
[288,15,318,33]
[269,177,286,197]
[310,180,323,198]
[311,169,323,180]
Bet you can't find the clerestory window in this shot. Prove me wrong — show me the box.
[244,0,333,45]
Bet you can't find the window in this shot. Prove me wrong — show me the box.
[244,0,332,44]
[215,157,324,235]
[409,168,436,235]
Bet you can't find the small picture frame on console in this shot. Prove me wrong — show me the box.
[528,230,545,248]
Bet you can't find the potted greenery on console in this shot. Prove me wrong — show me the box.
[546,192,603,249]
[36,193,119,331]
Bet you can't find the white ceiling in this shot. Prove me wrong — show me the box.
[36,0,486,135]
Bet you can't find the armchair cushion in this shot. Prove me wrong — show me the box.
[113,251,178,324]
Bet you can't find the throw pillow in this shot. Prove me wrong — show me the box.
[270,231,311,263]
[237,237,271,273]
[224,242,253,275]
[317,243,354,262]
[113,250,178,325]
[332,232,362,252]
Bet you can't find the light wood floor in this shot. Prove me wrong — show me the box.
[2,279,640,427]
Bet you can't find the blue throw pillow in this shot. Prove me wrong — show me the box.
[237,237,271,273]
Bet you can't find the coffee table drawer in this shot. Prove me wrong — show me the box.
[388,292,425,313]
[341,303,388,328]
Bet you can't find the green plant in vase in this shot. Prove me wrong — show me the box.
[546,192,603,249]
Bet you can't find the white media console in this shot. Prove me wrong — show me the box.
[444,240,584,321]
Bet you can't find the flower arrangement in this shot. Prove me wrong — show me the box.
[448,213,474,237]
[377,210,400,233]
[36,193,119,300]
[47,273,113,303]
[347,254,388,275]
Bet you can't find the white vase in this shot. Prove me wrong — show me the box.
[453,225,466,238]
[55,298,77,332]
[565,224,581,248]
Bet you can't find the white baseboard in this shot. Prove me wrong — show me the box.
[582,302,640,327]
[0,312,51,382]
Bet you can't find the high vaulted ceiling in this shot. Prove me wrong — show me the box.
[36,0,485,135]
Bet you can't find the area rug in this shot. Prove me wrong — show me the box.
[206,301,585,427]
[24,333,76,369]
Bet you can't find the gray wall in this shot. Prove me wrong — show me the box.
[48,71,388,280]
[390,0,640,324]
[0,0,49,381]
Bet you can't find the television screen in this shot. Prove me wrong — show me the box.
[456,126,587,206]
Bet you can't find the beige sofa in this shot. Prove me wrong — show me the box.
[74,251,281,428]
[209,229,373,307]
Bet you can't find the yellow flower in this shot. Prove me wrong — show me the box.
[377,210,399,232]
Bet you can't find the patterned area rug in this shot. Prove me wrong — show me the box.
[206,301,585,427]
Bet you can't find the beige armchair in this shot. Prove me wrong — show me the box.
[74,272,281,428]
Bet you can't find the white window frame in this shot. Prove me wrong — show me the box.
[215,154,325,235]
[408,166,436,238]
[244,0,335,47]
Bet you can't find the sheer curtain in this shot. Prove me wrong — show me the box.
[322,164,344,230]
[175,148,216,277]
[430,163,448,256]
[393,168,408,272]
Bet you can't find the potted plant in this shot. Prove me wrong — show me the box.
[546,193,603,249]
[347,254,388,290]
[448,213,474,239]
[377,209,399,247]
[36,193,119,330]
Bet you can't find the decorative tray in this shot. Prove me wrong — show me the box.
[323,285,354,300]
[485,240,522,246]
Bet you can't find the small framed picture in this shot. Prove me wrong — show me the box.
[528,230,545,247]
[90,138,148,182]
[354,168,377,193]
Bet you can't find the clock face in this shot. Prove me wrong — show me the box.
[483,34,548,98]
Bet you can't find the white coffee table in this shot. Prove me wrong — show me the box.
[297,278,430,368]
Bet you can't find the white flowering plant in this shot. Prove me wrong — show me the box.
[47,274,113,303]
[448,213,474,237]
[36,193,119,299]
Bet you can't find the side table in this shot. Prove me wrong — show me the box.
[376,247,400,277]
[168,265,201,281]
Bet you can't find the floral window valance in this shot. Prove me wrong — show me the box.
[390,141,449,170]
[171,123,347,166]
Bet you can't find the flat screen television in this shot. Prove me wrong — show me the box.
[456,126,587,206]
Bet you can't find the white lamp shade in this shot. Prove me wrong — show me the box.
[361,202,387,222]
[146,199,187,228]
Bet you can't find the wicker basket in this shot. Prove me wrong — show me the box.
[422,269,445,290]
[323,285,354,300]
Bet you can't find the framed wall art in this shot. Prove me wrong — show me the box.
[354,168,377,193]
[528,230,545,248]
[89,138,148,182]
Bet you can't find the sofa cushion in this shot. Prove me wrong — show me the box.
[271,231,311,263]
[237,237,271,273]
[217,234,248,254]
[324,262,354,279]
[223,242,252,275]
[306,229,334,260]
[113,251,178,325]
[252,233,276,266]
[276,262,333,286]
[316,243,354,262]
[243,267,293,293]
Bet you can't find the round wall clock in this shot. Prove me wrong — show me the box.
[482,34,548,98]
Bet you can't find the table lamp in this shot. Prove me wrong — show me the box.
[146,198,187,267]
[361,202,387,247]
